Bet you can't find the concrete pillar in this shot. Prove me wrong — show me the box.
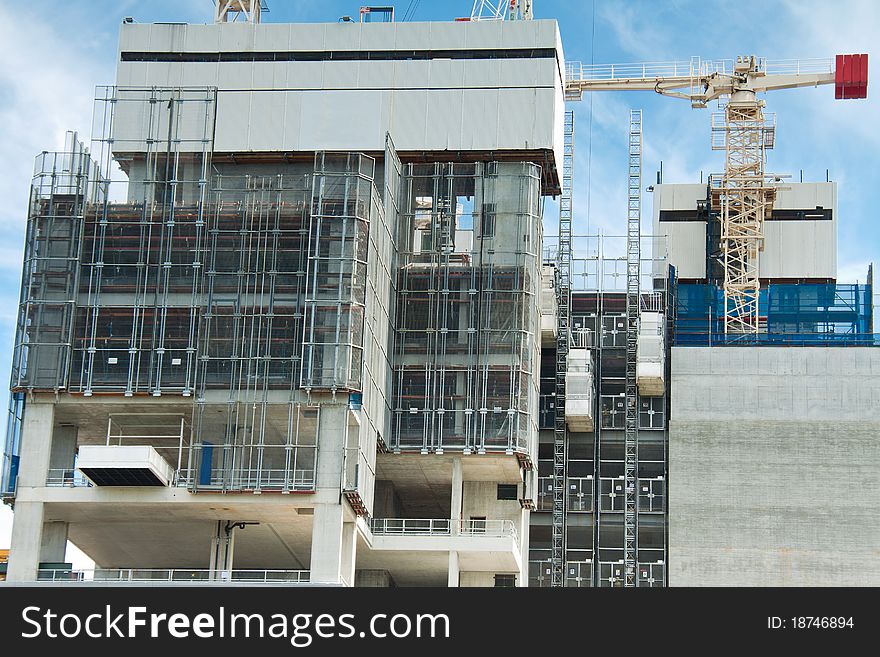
[49,425,78,473]
[6,501,45,581]
[311,503,354,585]
[40,522,69,563]
[341,521,357,586]
[518,505,530,587]
[355,569,394,587]
[208,520,236,580]
[7,403,58,582]
[450,456,462,534]
[448,550,460,587]
[309,403,358,586]
[314,404,348,492]
[16,402,55,488]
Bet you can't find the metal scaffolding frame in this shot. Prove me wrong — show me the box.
[624,109,642,586]
[5,87,397,501]
[391,161,542,456]
[551,110,574,586]
[529,233,670,588]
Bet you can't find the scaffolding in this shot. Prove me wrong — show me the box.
[623,110,642,586]
[11,132,104,392]
[391,161,542,456]
[673,282,876,345]
[551,111,574,586]
[5,86,396,504]
[530,233,670,587]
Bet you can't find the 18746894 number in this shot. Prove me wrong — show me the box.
[768,617,854,630]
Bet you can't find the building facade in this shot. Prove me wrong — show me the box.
[1,15,564,587]
[2,9,876,588]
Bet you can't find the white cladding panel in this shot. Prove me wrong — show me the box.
[662,222,706,280]
[760,220,836,280]
[652,184,706,279]
[652,182,837,281]
[115,20,564,163]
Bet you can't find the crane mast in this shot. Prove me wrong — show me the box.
[470,0,533,21]
[565,54,868,334]
[714,75,774,334]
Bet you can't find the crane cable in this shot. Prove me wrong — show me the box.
[403,0,420,21]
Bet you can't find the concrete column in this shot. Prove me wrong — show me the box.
[208,521,236,580]
[355,569,394,587]
[314,404,348,492]
[341,521,357,587]
[49,425,78,473]
[447,550,460,587]
[40,522,69,563]
[310,503,346,585]
[450,456,462,535]
[16,402,55,488]
[518,505,530,587]
[6,501,45,581]
[7,403,58,582]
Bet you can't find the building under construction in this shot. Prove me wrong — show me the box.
[2,2,878,587]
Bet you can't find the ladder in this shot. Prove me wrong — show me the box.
[624,110,642,587]
[551,110,574,586]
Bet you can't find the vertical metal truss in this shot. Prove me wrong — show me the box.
[82,87,216,396]
[11,135,99,392]
[301,153,374,392]
[470,0,532,20]
[715,101,775,334]
[551,110,574,586]
[624,110,642,587]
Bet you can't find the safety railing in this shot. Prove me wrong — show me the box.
[762,57,833,76]
[369,518,517,539]
[566,58,731,83]
[174,468,316,491]
[567,57,833,85]
[369,518,451,535]
[674,332,880,347]
[45,469,93,488]
[37,569,311,583]
[457,519,517,539]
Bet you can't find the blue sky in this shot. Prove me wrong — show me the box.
[0,0,878,557]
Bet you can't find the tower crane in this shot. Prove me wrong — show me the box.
[468,0,533,21]
[566,54,868,334]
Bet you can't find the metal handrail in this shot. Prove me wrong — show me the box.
[566,58,833,83]
[566,59,732,82]
[369,518,517,539]
[45,469,93,488]
[369,518,451,535]
[174,468,316,490]
[37,568,311,583]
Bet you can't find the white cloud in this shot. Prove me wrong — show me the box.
[597,3,672,62]
[836,260,873,284]
[0,2,112,570]
[0,5,114,265]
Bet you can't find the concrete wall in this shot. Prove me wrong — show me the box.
[653,182,837,281]
[114,20,564,166]
[669,347,880,586]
